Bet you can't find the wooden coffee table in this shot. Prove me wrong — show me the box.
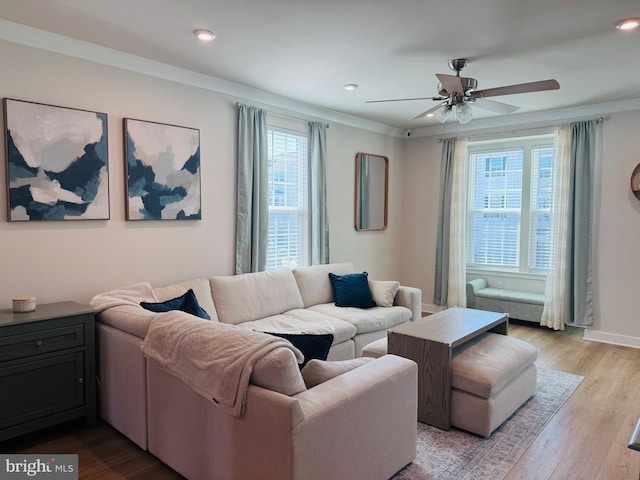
[387,307,508,430]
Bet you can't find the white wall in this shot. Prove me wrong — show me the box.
[590,110,640,342]
[327,125,404,280]
[0,40,404,308]
[6,36,637,346]
[398,136,441,306]
[401,110,640,344]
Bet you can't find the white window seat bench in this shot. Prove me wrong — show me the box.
[466,278,544,323]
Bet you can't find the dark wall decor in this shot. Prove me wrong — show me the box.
[124,118,201,220]
[4,98,109,221]
[631,163,640,201]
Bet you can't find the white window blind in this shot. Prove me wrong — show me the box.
[468,148,523,267]
[467,136,554,273]
[529,145,554,270]
[266,126,309,271]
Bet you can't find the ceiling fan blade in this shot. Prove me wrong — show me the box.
[436,73,465,95]
[366,96,443,103]
[473,98,520,114]
[411,104,444,120]
[472,79,559,98]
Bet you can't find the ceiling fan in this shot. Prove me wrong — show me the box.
[367,58,560,124]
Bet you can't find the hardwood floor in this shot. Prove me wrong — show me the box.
[1,321,639,479]
[506,322,640,480]
[0,419,182,479]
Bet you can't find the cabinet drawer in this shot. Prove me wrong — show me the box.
[0,352,85,430]
[0,324,84,362]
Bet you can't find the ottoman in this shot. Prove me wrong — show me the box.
[361,332,537,437]
[451,332,537,437]
[361,337,388,358]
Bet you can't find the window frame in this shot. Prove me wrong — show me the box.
[466,134,554,276]
[265,122,310,272]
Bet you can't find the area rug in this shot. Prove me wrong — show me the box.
[392,367,583,480]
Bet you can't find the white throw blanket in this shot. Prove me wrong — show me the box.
[141,311,304,417]
[89,282,158,312]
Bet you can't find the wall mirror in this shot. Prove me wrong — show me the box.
[355,152,388,231]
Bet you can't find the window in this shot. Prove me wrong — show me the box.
[529,146,554,269]
[266,125,309,271]
[467,136,554,273]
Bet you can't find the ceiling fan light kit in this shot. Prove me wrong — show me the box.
[368,58,560,124]
[457,102,473,124]
[433,105,452,123]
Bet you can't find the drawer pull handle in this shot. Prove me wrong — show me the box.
[36,340,43,347]
[78,377,84,384]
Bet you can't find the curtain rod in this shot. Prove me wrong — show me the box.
[234,102,329,128]
[437,116,606,143]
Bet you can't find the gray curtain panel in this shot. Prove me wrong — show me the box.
[433,137,457,306]
[309,121,330,265]
[568,120,596,326]
[235,104,268,274]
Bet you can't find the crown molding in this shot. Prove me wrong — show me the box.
[0,19,403,137]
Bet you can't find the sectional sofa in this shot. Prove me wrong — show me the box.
[90,262,421,480]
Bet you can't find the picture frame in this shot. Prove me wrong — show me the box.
[4,98,109,221]
[124,118,201,220]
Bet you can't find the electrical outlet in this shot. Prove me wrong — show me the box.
[496,281,503,289]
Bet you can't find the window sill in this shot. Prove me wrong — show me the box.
[466,267,546,281]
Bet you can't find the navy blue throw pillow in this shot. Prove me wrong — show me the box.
[328,272,376,308]
[140,288,211,320]
[264,332,334,369]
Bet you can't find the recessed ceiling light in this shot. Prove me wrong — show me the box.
[426,113,434,117]
[194,29,216,42]
[344,84,359,91]
[616,18,640,31]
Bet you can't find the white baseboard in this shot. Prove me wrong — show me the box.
[583,329,640,349]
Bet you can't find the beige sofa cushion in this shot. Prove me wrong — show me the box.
[153,278,218,321]
[251,347,307,395]
[210,269,304,324]
[293,263,354,308]
[301,357,374,388]
[308,303,412,334]
[237,309,357,344]
[369,280,400,307]
[452,333,538,398]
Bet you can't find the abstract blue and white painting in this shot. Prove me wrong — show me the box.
[4,98,109,221]
[124,118,201,220]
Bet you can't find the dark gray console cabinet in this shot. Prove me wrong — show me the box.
[0,302,96,441]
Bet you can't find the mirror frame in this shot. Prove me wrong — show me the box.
[354,152,389,231]
[631,162,640,201]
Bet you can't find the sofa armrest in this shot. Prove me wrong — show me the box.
[294,355,416,418]
[292,355,417,480]
[96,304,156,339]
[394,285,422,321]
[467,278,488,296]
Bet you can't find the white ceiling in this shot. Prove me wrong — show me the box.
[1,0,639,130]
